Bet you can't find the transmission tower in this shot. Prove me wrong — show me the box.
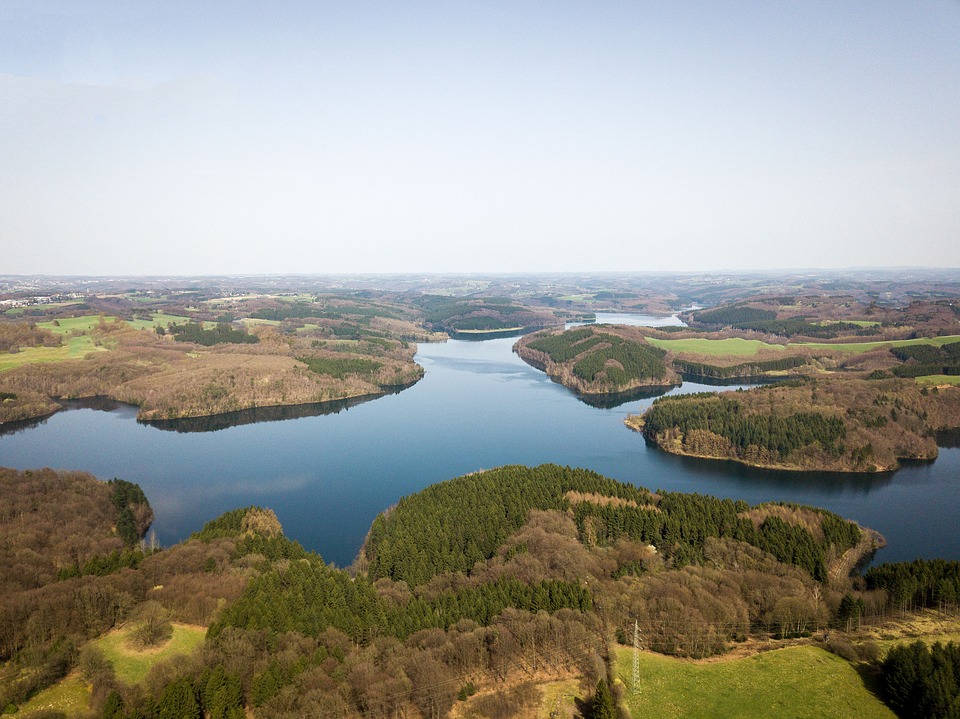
[632,620,641,695]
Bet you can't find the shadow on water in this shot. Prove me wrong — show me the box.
[936,428,960,449]
[645,435,899,496]
[571,374,783,409]
[576,384,678,409]
[140,385,412,433]
[677,373,785,387]
[450,327,540,341]
[0,413,55,437]
[0,396,130,437]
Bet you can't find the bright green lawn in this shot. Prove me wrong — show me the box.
[615,645,894,719]
[17,673,91,716]
[92,624,206,685]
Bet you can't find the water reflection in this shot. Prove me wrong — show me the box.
[0,333,958,568]
[142,386,410,433]
[574,385,678,409]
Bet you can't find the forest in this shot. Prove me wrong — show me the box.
[2,464,960,718]
[168,322,259,346]
[633,377,960,472]
[515,325,678,396]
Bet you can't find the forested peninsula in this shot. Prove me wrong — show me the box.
[514,326,680,396]
[0,295,431,426]
[630,378,960,473]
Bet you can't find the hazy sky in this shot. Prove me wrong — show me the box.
[2,1,959,275]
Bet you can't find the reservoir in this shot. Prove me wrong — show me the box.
[1,314,957,568]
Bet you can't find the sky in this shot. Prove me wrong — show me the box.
[1,1,959,276]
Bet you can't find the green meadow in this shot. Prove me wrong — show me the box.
[0,315,113,372]
[126,312,194,330]
[0,334,106,372]
[16,673,91,716]
[37,315,104,335]
[92,623,207,685]
[614,645,894,719]
[915,374,960,386]
[645,336,787,356]
[645,334,960,358]
[792,335,960,353]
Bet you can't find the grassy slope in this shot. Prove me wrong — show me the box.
[37,316,104,334]
[0,315,111,372]
[16,673,91,717]
[916,374,960,386]
[645,337,786,356]
[126,312,194,330]
[92,623,206,685]
[0,335,106,371]
[614,645,894,719]
[646,334,960,357]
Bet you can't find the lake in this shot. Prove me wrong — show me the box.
[1,314,957,568]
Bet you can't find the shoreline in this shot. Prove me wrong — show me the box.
[0,379,423,434]
[626,419,914,475]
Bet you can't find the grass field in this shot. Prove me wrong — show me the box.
[0,334,107,372]
[792,335,960,353]
[17,672,91,716]
[915,374,960,386]
[37,315,104,335]
[645,336,787,356]
[92,623,206,685]
[645,334,960,358]
[614,645,894,719]
[126,312,193,330]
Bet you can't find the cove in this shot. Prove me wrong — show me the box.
[1,314,958,568]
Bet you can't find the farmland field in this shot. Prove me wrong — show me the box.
[614,645,894,719]
[645,336,786,356]
[645,334,960,358]
[126,312,194,330]
[0,334,106,372]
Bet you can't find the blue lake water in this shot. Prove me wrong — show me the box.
[1,314,957,568]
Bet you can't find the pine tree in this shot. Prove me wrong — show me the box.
[593,678,616,719]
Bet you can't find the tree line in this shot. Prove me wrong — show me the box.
[879,640,960,719]
[643,393,846,459]
[168,322,259,346]
[364,464,859,587]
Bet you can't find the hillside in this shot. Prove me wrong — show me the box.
[514,326,680,396]
[631,378,960,473]
[0,309,424,426]
[5,464,960,718]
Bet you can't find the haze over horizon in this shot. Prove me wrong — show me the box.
[3,2,959,276]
